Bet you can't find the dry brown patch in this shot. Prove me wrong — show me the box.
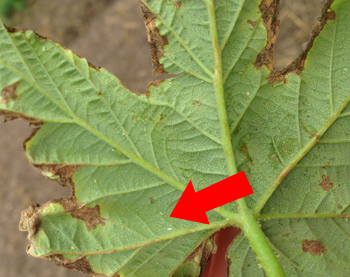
[254,0,280,73]
[319,175,333,192]
[146,79,166,97]
[34,164,81,188]
[174,1,182,9]
[46,255,102,276]
[1,82,20,104]
[0,111,42,125]
[247,19,257,27]
[302,239,327,255]
[141,2,169,75]
[19,202,41,235]
[4,24,23,33]
[52,197,105,231]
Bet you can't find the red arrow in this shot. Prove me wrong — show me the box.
[170,171,253,224]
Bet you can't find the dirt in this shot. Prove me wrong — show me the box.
[0,0,327,276]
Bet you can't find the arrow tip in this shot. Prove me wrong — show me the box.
[170,181,209,224]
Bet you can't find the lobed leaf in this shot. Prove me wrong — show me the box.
[1,0,350,276]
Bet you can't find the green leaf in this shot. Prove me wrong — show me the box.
[1,0,350,276]
[227,0,350,275]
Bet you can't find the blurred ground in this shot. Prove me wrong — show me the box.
[0,0,325,276]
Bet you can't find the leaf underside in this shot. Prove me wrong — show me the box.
[1,0,350,276]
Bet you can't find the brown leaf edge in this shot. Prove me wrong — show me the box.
[1,24,113,276]
[255,0,336,84]
[5,24,101,71]
[141,1,169,75]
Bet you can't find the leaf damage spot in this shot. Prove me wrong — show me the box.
[302,239,327,255]
[270,153,280,163]
[4,24,22,33]
[46,255,97,276]
[254,0,280,74]
[247,19,257,27]
[240,144,253,163]
[53,197,106,231]
[19,203,41,236]
[1,81,19,104]
[73,52,101,71]
[0,111,41,125]
[174,237,216,276]
[34,164,81,188]
[319,175,333,192]
[327,10,336,21]
[145,79,166,97]
[5,23,51,42]
[257,0,336,84]
[192,100,201,106]
[199,238,216,275]
[174,1,182,9]
[141,3,169,75]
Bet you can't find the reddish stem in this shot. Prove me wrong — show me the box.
[202,227,241,277]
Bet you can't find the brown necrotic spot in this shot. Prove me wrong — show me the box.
[1,81,20,104]
[145,79,166,97]
[0,111,41,125]
[34,164,81,188]
[174,1,182,8]
[141,3,169,75]
[53,197,106,231]
[319,175,333,192]
[302,239,327,255]
[46,255,97,275]
[247,19,257,27]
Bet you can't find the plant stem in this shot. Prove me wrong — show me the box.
[207,0,237,177]
[239,208,286,277]
[259,213,350,220]
[207,1,286,276]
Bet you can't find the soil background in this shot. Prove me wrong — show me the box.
[0,0,326,276]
